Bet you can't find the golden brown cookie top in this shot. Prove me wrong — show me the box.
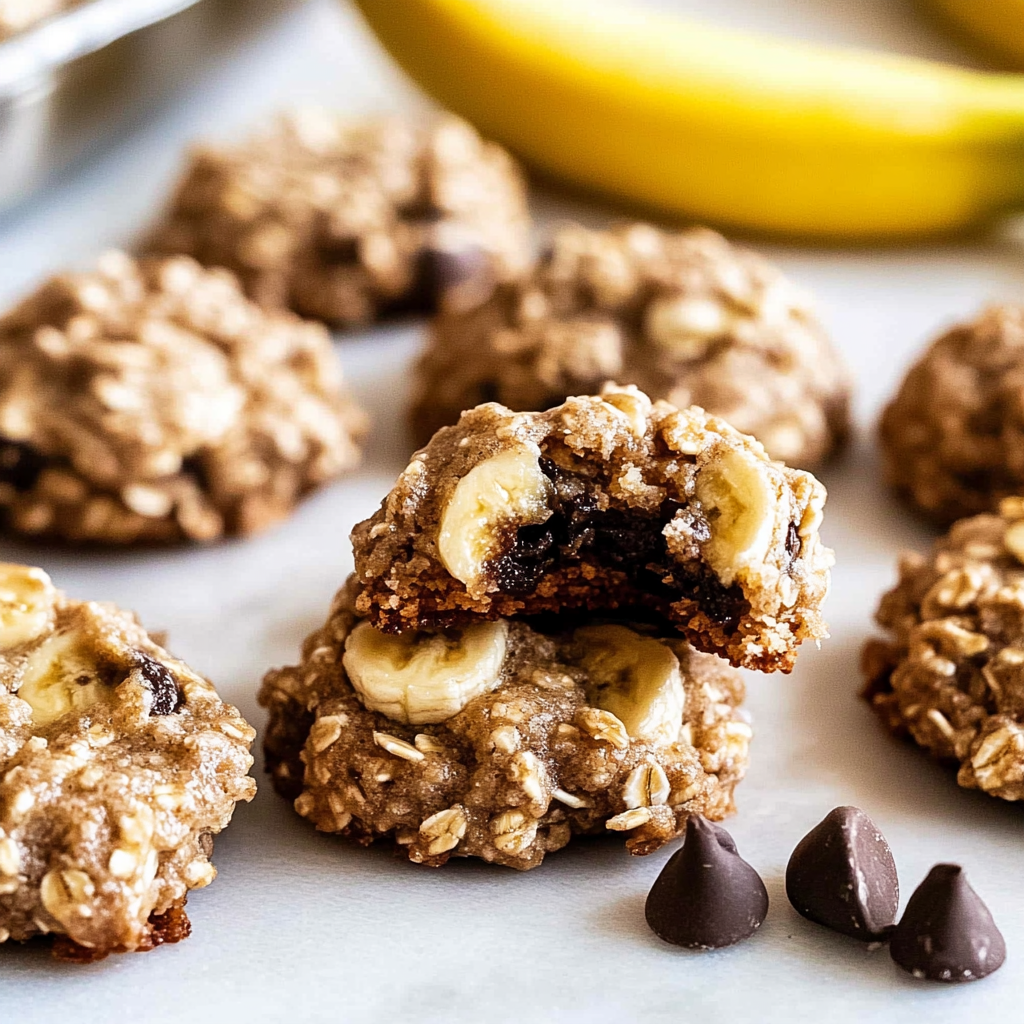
[864,497,1024,802]
[410,222,850,466]
[880,304,1024,525]
[0,563,255,955]
[0,251,365,543]
[147,111,532,326]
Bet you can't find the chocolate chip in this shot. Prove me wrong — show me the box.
[645,816,769,950]
[785,806,899,941]
[890,864,1005,983]
[0,439,46,492]
[135,652,183,715]
[492,463,748,628]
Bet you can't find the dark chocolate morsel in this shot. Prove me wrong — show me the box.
[891,864,1005,983]
[645,816,768,950]
[786,806,898,940]
[0,438,47,492]
[135,652,183,715]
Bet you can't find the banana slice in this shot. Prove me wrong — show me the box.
[0,563,57,652]
[437,445,553,590]
[16,630,115,727]
[343,619,509,725]
[696,447,775,586]
[574,624,685,747]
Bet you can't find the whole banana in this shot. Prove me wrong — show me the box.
[922,0,1024,69]
[352,0,1024,240]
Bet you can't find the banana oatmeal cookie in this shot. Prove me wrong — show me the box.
[353,385,833,672]
[410,223,850,467]
[0,251,365,544]
[880,304,1024,525]
[863,498,1024,801]
[260,578,749,870]
[0,563,256,958]
[147,111,532,327]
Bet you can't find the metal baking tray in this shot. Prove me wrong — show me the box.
[0,0,294,214]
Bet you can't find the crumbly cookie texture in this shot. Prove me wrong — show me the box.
[259,578,749,870]
[0,563,256,958]
[881,305,1024,525]
[0,251,366,544]
[863,498,1024,801]
[146,110,532,327]
[410,223,850,467]
[0,0,78,40]
[353,385,832,673]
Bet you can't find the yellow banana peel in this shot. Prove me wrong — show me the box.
[922,0,1024,69]
[352,0,1024,241]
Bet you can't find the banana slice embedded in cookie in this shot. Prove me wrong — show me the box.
[437,445,553,590]
[343,620,509,725]
[574,624,685,747]
[16,631,114,727]
[0,563,57,652]
[695,447,775,586]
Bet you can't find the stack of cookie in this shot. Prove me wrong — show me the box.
[260,384,834,869]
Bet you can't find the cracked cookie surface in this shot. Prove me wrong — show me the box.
[353,385,832,672]
[411,223,849,467]
[259,578,749,870]
[881,304,1024,525]
[147,111,532,327]
[0,251,365,544]
[0,563,256,957]
[863,499,1024,801]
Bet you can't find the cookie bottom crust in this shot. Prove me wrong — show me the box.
[50,899,191,963]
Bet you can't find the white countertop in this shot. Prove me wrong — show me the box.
[2,1,1023,1021]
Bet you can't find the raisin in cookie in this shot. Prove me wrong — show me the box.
[353,385,832,672]
[0,563,256,958]
[0,251,366,544]
[880,304,1024,525]
[260,578,749,870]
[410,223,850,467]
[863,498,1024,801]
[147,111,532,327]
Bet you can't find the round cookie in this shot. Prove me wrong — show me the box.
[0,251,366,544]
[0,563,255,958]
[880,304,1024,525]
[863,498,1024,801]
[147,111,532,327]
[410,223,850,467]
[353,385,833,673]
[260,578,750,870]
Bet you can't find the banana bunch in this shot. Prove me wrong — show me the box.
[352,0,1024,240]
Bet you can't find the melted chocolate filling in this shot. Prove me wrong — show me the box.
[491,460,748,629]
